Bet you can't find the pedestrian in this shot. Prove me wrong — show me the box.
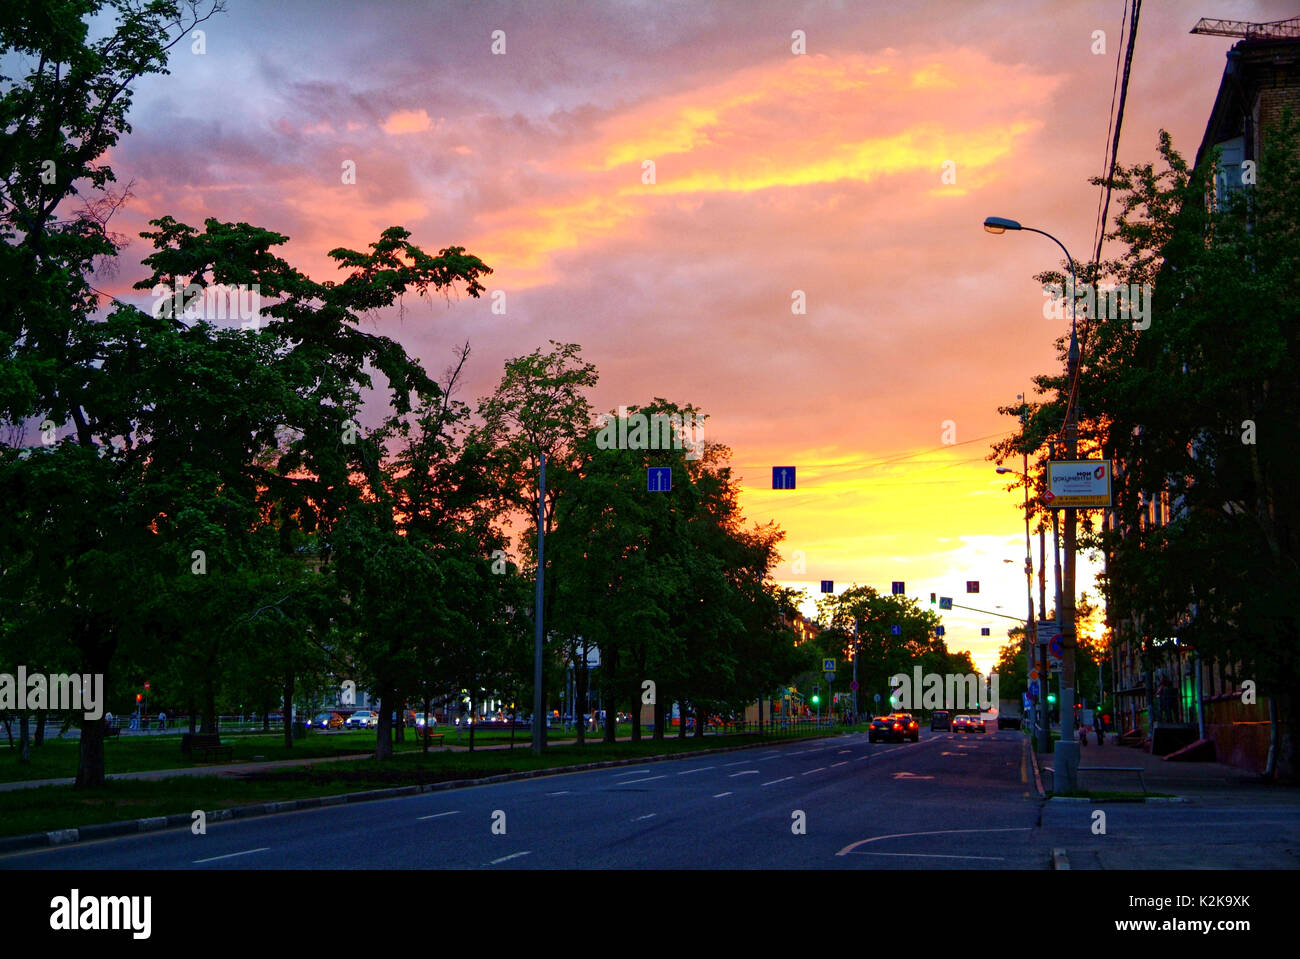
[105,711,114,729]
[158,711,167,730]
[1096,712,1105,746]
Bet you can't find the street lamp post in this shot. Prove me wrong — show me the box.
[985,216,1082,792]
[997,460,1049,755]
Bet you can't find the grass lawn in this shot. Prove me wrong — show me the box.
[0,726,846,837]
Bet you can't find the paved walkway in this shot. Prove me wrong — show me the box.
[0,731,748,792]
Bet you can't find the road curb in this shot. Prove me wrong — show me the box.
[1026,737,1046,798]
[0,729,850,855]
[1052,847,1070,870]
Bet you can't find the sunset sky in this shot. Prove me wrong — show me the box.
[96,0,1294,671]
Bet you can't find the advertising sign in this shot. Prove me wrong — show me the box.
[1046,460,1112,508]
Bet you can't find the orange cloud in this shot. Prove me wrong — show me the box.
[382,109,435,135]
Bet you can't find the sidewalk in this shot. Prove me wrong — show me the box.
[0,730,755,792]
[1037,733,1287,802]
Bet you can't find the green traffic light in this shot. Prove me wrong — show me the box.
[1047,693,1057,704]
[811,695,820,705]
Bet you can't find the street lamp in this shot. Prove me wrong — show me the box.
[985,216,1082,790]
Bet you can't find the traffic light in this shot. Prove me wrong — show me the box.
[1047,693,1057,704]
[135,693,142,703]
[810,694,820,705]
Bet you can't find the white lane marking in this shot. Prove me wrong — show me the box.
[836,827,1032,857]
[546,791,571,796]
[831,761,848,767]
[802,767,826,775]
[713,792,732,798]
[417,810,462,820]
[854,852,1006,861]
[728,770,759,777]
[632,813,658,821]
[618,775,666,784]
[761,777,793,786]
[855,756,870,762]
[723,760,752,767]
[488,851,531,865]
[676,766,715,775]
[613,768,652,776]
[838,750,851,754]
[193,847,269,864]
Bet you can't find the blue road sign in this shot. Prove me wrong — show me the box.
[822,658,836,672]
[647,467,671,492]
[890,624,901,635]
[1028,680,1040,697]
[772,466,796,489]
[820,580,833,593]
[939,597,953,610]
[891,581,905,595]
[935,625,945,637]
[981,627,990,636]
[1049,634,1065,659]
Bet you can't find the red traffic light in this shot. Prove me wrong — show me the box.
[135,694,142,703]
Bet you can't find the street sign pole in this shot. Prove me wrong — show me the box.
[852,618,859,722]
[531,452,546,755]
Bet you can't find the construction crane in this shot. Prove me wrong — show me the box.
[1190,16,1300,39]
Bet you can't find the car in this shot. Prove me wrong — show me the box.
[954,714,984,733]
[306,712,344,730]
[414,712,436,728]
[952,715,969,732]
[345,710,377,729]
[868,713,919,743]
[966,715,986,733]
[930,710,951,731]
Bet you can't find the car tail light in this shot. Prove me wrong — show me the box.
[892,723,902,730]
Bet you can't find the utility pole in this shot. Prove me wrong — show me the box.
[852,617,860,723]
[531,452,546,755]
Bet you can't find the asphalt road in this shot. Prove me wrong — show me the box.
[2,728,1059,869]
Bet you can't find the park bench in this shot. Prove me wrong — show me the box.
[411,728,446,747]
[181,732,234,763]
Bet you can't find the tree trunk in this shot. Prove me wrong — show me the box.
[34,710,46,747]
[468,692,475,752]
[188,704,196,735]
[74,637,114,788]
[653,698,664,741]
[694,702,705,738]
[603,694,617,743]
[18,714,30,763]
[201,681,216,735]
[282,671,295,749]
[2,713,12,747]
[375,688,394,759]
[630,698,641,742]
[575,661,588,747]
[679,702,687,739]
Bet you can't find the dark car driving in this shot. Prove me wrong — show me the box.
[930,709,951,731]
[868,713,920,743]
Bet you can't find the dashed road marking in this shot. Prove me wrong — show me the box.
[802,768,826,775]
[831,761,848,767]
[618,775,666,784]
[417,810,462,820]
[713,792,732,798]
[676,766,715,775]
[488,851,531,865]
[761,777,793,786]
[728,770,759,777]
[613,768,652,776]
[193,847,269,864]
[632,813,657,821]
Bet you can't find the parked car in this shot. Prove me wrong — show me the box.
[345,710,377,729]
[414,713,436,728]
[930,710,951,731]
[868,713,919,743]
[307,712,344,730]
